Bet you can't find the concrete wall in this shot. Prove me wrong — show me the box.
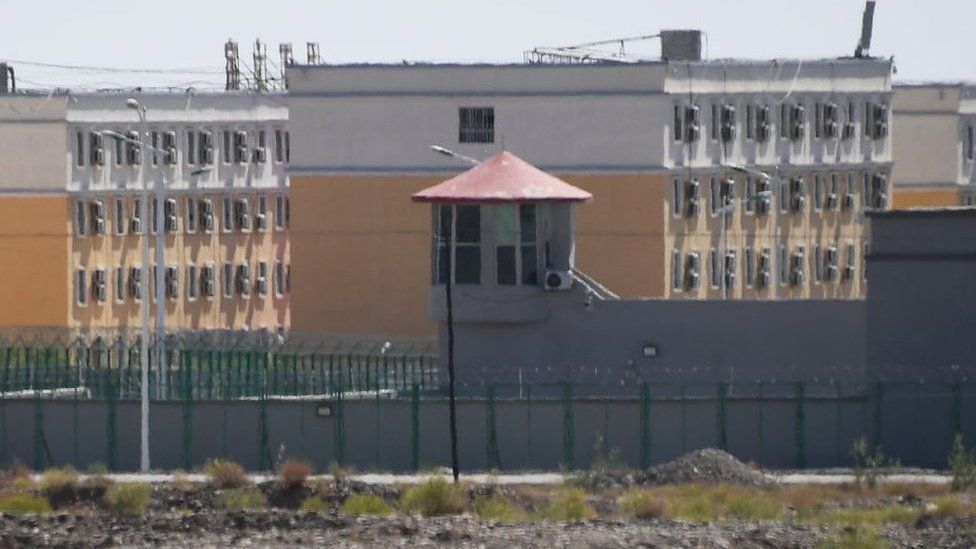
[438,288,867,388]
[0,95,69,192]
[1,383,971,472]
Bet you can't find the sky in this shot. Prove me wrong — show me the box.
[1,0,974,90]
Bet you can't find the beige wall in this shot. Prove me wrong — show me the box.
[70,191,290,332]
[890,113,959,186]
[0,195,70,327]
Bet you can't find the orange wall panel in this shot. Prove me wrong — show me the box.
[893,189,960,209]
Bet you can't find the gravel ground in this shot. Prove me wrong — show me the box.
[1,510,974,548]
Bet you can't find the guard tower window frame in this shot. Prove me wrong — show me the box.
[494,204,539,286]
[458,107,494,144]
[434,204,482,285]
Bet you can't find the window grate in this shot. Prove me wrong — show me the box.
[459,107,494,143]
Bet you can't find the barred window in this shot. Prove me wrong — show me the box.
[459,107,494,143]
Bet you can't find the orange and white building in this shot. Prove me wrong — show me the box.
[0,89,291,334]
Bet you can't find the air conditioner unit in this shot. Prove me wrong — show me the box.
[684,105,700,142]
[790,105,806,141]
[255,213,267,231]
[826,265,839,282]
[757,270,770,288]
[842,193,855,210]
[202,148,215,165]
[684,271,699,291]
[544,270,573,291]
[843,265,856,280]
[252,148,267,164]
[790,269,805,286]
[825,193,839,210]
[823,121,839,139]
[842,122,856,139]
[720,105,736,142]
[256,278,267,295]
[164,198,178,232]
[92,149,105,166]
[873,122,889,138]
[203,278,215,297]
[756,197,770,215]
[756,124,771,142]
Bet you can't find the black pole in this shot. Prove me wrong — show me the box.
[445,217,460,482]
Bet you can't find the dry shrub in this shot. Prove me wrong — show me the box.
[219,487,266,511]
[11,476,35,492]
[472,494,522,521]
[105,483,151,516]
[299,496,329,512]
[541,488,596,521]
[172,470,195,492]
[9,459,31,480]
[340,494,394,516]
[39,466,79,503]
[278,459,312,489]
[400,478,465,517]
[0,493,51,515]
[205,459,248,489]
[618,489,666,519]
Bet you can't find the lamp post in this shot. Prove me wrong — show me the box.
[428,144,479,483]
[727,164,780,300]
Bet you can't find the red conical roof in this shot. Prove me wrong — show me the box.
[412,151,593,204]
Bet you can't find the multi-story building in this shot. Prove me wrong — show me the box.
[286,33,893,336]
[0,88,291,333]
[890,83,976,208]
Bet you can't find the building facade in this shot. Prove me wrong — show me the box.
[286,51,893,335]
[890,83,976,208]
[0,90,291,333]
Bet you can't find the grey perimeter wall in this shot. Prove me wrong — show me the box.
[2,382,973,472]
[444,296,868,389]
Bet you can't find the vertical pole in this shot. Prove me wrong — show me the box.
[717,382,728,451]
[640,382,651,469]
[32,385,43,470]
[107,372,117,471]
[181,350,192,470]
[444,214,460,482]
[258,352,269,470]
[795,381,806,469]
[680,384,687,453]
[836,380,844,467]
[757,381,765,465]
[562,383,574,471]
[334,387,345,466]
[486,384,499,470]
[526,384,533,464]
[410,383,420,471]
[951,381,962,436]
[138,110,152,472]
[872,381,883,449]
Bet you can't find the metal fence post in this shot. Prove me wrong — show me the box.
[952,381,962,436]
[486,384,500,470]
[526,384,533,463]
[181,350,193,470]
[795,381,806,469]
[258,351,269,471]
[106,372,117,471]
[562,383,574,470]
[757,381,765,466]
[334,387,346,466]
[640,382,651,469]
[410,383,419,471]
[32,386,44,470]
[717,382,728,451]
[872,381,883,449]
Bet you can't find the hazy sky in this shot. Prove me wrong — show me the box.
[1,0,973,90]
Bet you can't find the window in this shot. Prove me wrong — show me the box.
[275,194,286,229]
[710,248,720,288]
[862,172,872,209]
[780,103,790,139]
[684,252,700,290]
[89,199,106,235]
[222,196,234,232]
[672,104,683,141]
[758,248,771,288]
[744,247,754,287]
[198,131,214,165]
[164,265,179,299]
[150,131,159,166]
[199,197,215,232]
[201,264,216,297]
[711,103,720,140]
[494,204,537,286]
[274,129,284,162]
[151,198,159,234]
[222,262,233,298]
[790,246,806,286]
[672,178,683,217]
[284,196,290,227]
[256,195,268,231]
[285,264,291,293]
[222,130,231,164]
[746,104,756,140]
[284,131,290,162]
[76,268,87,305]
[92,268,107,303]
[185,197,197,233]
[672,249,682,292]
[233,131,248,164]
[150,265,158,301]
[455,205,481,284]
[114,198,126,235]
[274,261,285,297]
[75,131,85,167]
[829,173,840,210]
[256,261,268,295]
[744,177,755,214]
[75,200,87,236]
[113,130,124,166]
[125,131,141,166]
[162,131,177,165]
[89,131,104,166]
[115,267,125,302]
[129,266,142,301]
[812,244,822,283]
[779,244,788,286]
[459,107,494,143]
[845,242,856,281]
[709,177,720,216]
[236,263,251,297]
[967,123,975,161]
[813,175,824,211]
[724,250,737,289]
[779,180,790,214]
[255,130,267,163]
[163,198,178,233]
[234,196,252,231]
[186,265,198,300]
[186,130,196,165]
[862,241,870,281]
[814,102,823,139]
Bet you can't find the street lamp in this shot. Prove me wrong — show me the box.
[428,144,480,483]
[726,163,782,300]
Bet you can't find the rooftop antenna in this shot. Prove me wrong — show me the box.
[253,39,268,92]
[306,42,321,65]
[279,43,293,90]
[854,1,876,59]
[224,39,240,91]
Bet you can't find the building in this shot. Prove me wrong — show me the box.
[286,34,893,336]
[0,88,291,334]
[890,83,976,208]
